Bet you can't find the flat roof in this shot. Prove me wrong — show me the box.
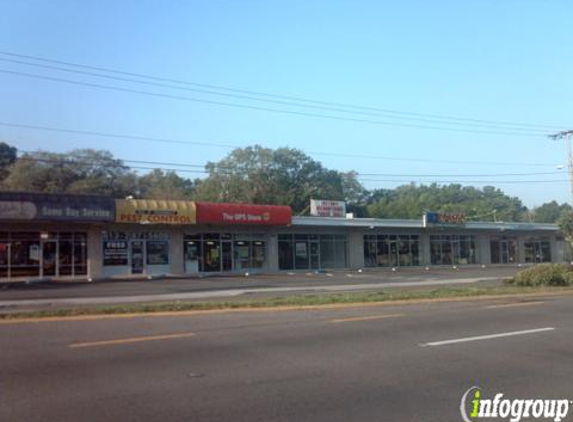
[292,216,559,232]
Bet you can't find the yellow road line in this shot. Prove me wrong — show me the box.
[485,301,546,309]
[330,313,404,323]
[69,332,195,348]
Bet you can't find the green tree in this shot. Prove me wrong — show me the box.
[532,201,573,223]
[366,183,528,221]
[195,145,356,214]
[139,169,195,200]
[558,210,573,257]
[0,142,17,181]
[1,149,139,197]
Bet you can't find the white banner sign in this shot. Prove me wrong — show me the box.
[310,199,346,217]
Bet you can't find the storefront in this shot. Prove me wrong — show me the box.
[430,234,477,265]
[102,230,172,277]
[0,192,567,281]
[490,235,517,264]
[278,233,347,270]
[101,199,196,277]
[182,202,292,274]
[183,233,267,273]
[524,236,552,263]
[363,234,420,267]
[0,231,88,278]
[0,192,114,279]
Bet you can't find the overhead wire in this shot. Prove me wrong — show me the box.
[15,149,564,177]
[0,68,555,137]
[0,121,559,167]
[0,50,563,130]
[14,155,569,184]
[0,57,553,134]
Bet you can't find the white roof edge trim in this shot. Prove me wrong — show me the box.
[291,216,559,231]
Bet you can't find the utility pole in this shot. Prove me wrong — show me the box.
[548,130,573,203]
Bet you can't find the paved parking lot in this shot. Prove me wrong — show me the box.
[0,266,520,303]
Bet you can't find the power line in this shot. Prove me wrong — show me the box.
[0,68,554,137]
[0,50,563,131]
[15,156,569,184]
[15,149,564,177]
[0,121,558,167]
[0,57,553,134]
[359,179,568,184]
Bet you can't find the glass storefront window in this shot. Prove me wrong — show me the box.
[399,237,411,266]
[10,240,41,277]
[146,240,169,265]
[320,239,335,268]
[524,237,551,263]
[184,234,267,273]
[59,240,73,276]
[363,234,421,267]
[74,240,87,275]
[279,233,347,270]
[430,235,476,265]
[103,241,129,266]
[490,236,517,264]
[0,232,87,279]
[279,239,294,270]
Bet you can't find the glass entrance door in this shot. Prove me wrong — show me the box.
[501,240,509,263]
[184,241,199,274]
[41,241,57,277]
[0,243,9,278]
[234,241,250,271]
[203,241,220,272]
[389,240,399,267]
[222,242,232,271]
[310,240,320,269]
[534,242,543,263]
[131,240,145,274]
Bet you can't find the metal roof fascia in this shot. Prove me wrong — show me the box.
[291,217,559,232]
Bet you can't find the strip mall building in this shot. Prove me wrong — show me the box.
[0,192,565,281]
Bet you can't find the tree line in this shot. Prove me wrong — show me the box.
[0,141,571,223]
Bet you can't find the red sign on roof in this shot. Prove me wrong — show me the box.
[195,202,292,226]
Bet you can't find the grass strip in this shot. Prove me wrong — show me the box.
[2,285,573,320]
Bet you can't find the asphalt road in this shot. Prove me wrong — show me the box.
[2,291,572,422]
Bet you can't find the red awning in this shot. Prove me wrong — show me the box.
[195,202,292,225]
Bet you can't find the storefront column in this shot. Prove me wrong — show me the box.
[551,235,563,263]
[476,234,490,265]
[348,231,364,269]
[87,228,103,280]
[516,236,526,264]
[420,232,431,266]
[170,229,184,276]
[267,234,279,271]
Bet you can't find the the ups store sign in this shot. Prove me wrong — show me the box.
[0,192,115,222]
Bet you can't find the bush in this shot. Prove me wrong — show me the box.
[506,263,573,287]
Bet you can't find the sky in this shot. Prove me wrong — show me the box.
[0,0,572,208]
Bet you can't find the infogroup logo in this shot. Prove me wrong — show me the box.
[460,386,571,422]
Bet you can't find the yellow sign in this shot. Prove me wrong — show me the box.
[115,199,196,224]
